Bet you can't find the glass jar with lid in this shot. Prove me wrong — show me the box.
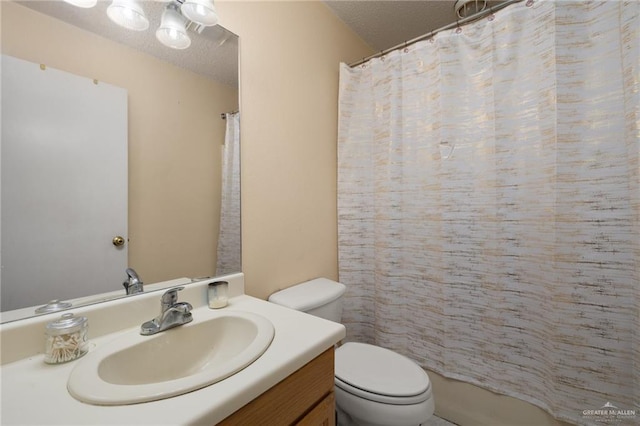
[44,313,88,364]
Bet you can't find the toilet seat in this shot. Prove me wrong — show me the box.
[335,342,432,405]
[335,376,432,405]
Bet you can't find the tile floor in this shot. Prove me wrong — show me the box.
[424,415,458,426]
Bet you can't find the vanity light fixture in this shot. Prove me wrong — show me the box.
[62,0,98,8]
[156,3,192,50]
[181,0,219,27]
[107,0,150,32]
[66,0,214,50]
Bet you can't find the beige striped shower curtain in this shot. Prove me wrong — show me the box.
[337,1,639,424]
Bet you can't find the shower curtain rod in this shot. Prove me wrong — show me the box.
[349,0,525,68]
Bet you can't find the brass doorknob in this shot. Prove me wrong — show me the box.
[112,236,126,247]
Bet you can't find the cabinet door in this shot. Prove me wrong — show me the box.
[218,349,334,426]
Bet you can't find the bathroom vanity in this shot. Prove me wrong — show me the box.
[0,274,344,425]
[219,348,335,425]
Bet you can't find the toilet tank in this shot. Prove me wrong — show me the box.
[268,278,346,323]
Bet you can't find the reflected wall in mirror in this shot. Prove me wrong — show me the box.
[0,0,240,321]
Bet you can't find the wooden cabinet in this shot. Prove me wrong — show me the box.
[296,392,335,426]
[219,348,335,426]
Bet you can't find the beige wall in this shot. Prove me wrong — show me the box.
[1,2,238,284]
[216,1,372,300]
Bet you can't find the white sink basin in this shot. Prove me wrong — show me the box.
[67,311,275,405]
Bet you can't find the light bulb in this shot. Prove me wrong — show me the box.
[181,0,219,27]
[156,5,191,50]
[107,0,149,32]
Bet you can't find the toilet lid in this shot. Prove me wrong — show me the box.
[335,342,430,398]
[268,278,346,311]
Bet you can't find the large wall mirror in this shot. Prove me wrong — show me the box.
[0,1,240,322]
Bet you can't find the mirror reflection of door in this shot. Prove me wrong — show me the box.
[1,55,128,311]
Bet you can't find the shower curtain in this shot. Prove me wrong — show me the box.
[337,1,639,424]
[216,112,241,275]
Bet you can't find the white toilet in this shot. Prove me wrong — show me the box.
[269,278,435,426]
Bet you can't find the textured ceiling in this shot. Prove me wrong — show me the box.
[324,0,505,54]
[17,1,239,88]
[324,1,457,52]
[19,1,505,86]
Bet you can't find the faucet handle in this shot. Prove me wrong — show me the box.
[161,286,184,307]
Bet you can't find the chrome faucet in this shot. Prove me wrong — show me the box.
[123,267,144,295]
[140,287,193,336]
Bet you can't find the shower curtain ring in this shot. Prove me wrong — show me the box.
[487,5,496,21]
[455,21,462,34]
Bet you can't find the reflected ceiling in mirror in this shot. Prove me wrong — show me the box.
[17,0,238,87]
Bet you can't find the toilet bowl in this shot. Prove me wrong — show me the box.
[335,342,434,426]
[268,278,435,426]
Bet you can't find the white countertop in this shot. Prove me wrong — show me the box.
[0,276,345,425]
